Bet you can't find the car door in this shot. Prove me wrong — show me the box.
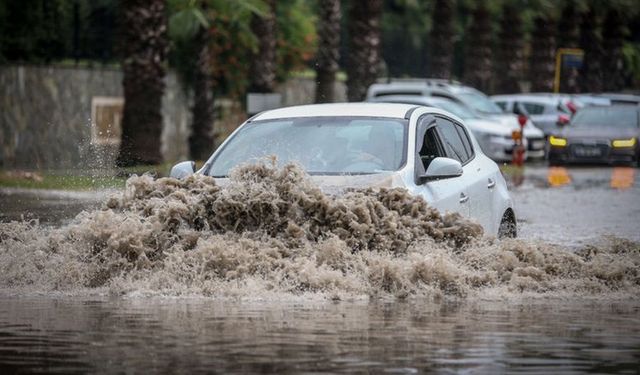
[453,119,496,232]
[413,115,470,218]
[434,116,495,231]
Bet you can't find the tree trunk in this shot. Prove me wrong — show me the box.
[116,0,168,167]
[314,0,341,103]
[557,0,580,93]
[495,4,524,94]
[602,8,625,92]
[463,4,492,92]
[249,0,277,93]
[579,9,603,93]
[428,0,454,79]
[189,26,216,161]
[346,0,383,102]
[529,16,556,92]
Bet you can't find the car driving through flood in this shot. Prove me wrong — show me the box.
[170,103,516,238]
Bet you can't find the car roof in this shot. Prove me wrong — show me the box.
[367,80,479,98]
[490,94,561,104]
[578,104,640,112]
[250,103,418,121]
[368,95,440,105]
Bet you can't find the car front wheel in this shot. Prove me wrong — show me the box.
[498,210,517,239]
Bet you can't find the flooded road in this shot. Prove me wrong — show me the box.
[1,297,639,374]
[509,165,640,245]
[1,164,639,373]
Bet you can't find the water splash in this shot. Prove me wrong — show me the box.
[1,162,638,300]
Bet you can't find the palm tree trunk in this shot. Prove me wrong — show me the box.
[116,0,168,167]
[249,0,277,93]
[558,0,580,93]
[314,0,341,103]
[529,16,556,92]
[602,8,625,92]
[495,4,524,94]
[428,0,454,79]
[189,26,216,161]
[579,9,603,93]
[346,0,383,102]
[463,4,492,92]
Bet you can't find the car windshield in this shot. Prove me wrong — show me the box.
[572,107,639,128]
[458,92,504,114]
[431,99,475,119]
[207,117,408,177]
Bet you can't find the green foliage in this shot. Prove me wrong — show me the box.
[0,0,117,64]
[276,0,317,80]
[622,42,640,86]
[168,0,266,96]
[168,0,315,96]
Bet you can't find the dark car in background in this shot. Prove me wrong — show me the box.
[548,106,640,166]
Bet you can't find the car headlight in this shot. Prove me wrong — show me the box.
[549,135,567,147]
[611,138,636,148]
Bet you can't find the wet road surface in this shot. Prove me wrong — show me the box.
[1,165,639,373]
[0,297,639,374]
[508,165,640,245]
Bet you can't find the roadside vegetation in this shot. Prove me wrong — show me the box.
[0,163,181,191]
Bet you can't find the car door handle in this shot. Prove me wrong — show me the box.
[459,192,469,203]
[487,178,496,189]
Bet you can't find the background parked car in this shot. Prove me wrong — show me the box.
[367,95,545,162]
[491,94,575,136]
[548,105,640,166]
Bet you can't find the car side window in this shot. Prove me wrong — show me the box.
[419,127,445,170]
[454,123,474,160]
[522,102,545,115]
[436,117,470,163]
[495,101,507,111]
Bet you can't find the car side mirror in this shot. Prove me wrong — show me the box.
[417,157,463,184]
[170,161,196,179]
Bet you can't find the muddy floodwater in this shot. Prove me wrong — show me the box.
[1,163,639,373]
[1,297,639,374]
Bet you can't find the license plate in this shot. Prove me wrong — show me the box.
[574,145,602,157]
[531,140,545,150]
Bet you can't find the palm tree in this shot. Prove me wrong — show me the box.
[463,3,492,92]
[116,0,168,167]
[602,8,625,92]
[495,3,524,94]
[170,0,215,161]
[346,0,383,102]
[557,0,580,93]
[578,9,603,93]
[314,0,341,103]
[249,0,277,93]
[428,0,454,79]
[169,0,266,160]
[529,15,556,92]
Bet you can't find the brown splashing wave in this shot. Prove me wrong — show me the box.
[0,162,638,300]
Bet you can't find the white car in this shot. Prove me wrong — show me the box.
[368,95,542,162]
[170,103,516,238]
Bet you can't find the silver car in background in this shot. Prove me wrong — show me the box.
[491,94,575,136]
[367,81,546,160]
[368,95,543,162]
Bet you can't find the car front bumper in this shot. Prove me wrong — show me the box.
[548,141,638,164]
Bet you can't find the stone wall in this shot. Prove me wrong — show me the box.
[0,65,190,170]
[0,65,347,170]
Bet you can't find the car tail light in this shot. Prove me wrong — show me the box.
[557,114,570,125]
[517,114,527,128]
